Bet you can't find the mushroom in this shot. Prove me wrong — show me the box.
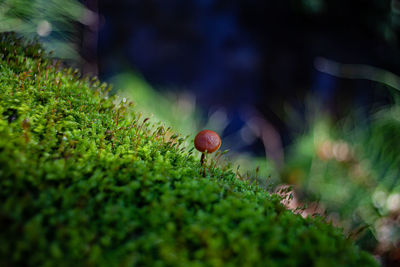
[194,129,221,176]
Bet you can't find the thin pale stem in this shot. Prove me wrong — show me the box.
[201,153,206,177]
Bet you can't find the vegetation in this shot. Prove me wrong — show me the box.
[283,98,400,262]
[0,34,378,266]
[0,0,89,59]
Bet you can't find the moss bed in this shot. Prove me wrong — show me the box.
[0,34,378,266]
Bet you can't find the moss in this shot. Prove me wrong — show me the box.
[0,33,377,266]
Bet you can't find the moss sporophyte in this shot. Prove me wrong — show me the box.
[0,33,378,266]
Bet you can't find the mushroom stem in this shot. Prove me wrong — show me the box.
[201,153,206,177]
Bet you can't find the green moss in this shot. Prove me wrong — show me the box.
[0,33,377,266]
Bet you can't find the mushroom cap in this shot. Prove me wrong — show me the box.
[194,130,221,153]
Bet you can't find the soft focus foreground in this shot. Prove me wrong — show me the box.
[283,101,400,265]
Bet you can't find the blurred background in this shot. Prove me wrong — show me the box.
[2,0,400,265]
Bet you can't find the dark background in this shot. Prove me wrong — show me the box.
[80,0,400,154]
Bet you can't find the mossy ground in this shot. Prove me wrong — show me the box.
[0,34,378,266]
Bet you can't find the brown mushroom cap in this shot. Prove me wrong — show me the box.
[194,130,221,153]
